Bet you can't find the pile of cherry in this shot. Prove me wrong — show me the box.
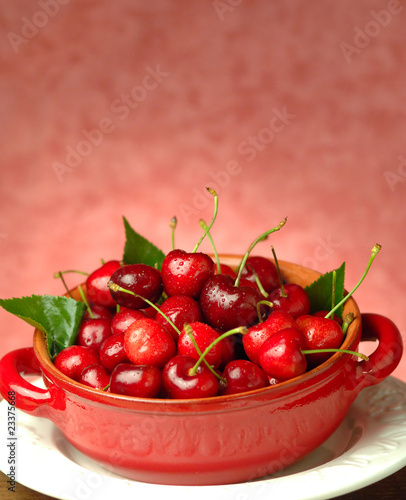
[54,248,362,399]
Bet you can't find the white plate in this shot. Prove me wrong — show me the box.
[1,376,406,500]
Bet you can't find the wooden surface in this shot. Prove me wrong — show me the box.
[1,467,406,500]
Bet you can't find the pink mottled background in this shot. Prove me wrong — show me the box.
[0,0,405,381]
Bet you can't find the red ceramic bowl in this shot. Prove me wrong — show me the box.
[0,258,403,486]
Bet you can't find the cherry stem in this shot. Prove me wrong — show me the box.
[192,188,219,253]
[200,219,221,274]
[53,270,89,278]
[331,270,337,311]
[107,282,181,337]
[246,264,268,297]
[256,300,273,323]
[342,312,355,336]
[325,244,381,319]
[301,348,369,362]
[234,218,287,287]
[102,383,110,391]
[183,323,225,382]
[170,216,177,251]
[189,325,248,377]
[101,258,105,265]
[54,271,73,298]
[271,245,286,297]
[77,285,94,318]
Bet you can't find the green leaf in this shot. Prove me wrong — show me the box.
[304,262,346,319]
[122,216,166,270]
[0,295,86,358]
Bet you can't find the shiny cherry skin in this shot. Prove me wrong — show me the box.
[162,354,218,399]
[269,283,311,319]
[78,364,110,389]
[221,359,269,395]
[110,363,162,398]
[77,318,112,353]
[258,327,308,381]
[155,295,203,341]
[215,263,237,278]
[296,315,344,367]
[86,260,121,308]
[313,310,343,325]
[54,345,100,381]
[99,333,129,372]
[177,322,222,368]
[241,256,279,293]
[111,308,146,335]
[83,303,114,320]
[109,264,163,309]
[161,249,215,299]
[243,310,298,365]
[124,318,176,367]
[200,274,262,331]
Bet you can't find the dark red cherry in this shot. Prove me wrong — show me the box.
[124,318,176,367]
[86,260,121,308]
[83,303,114,320]
[109,264,163,309]
[161,249,215,298]
[54,345,100,381]
[200,274,262,331]
[162,355,218,399]
[221,359,269,395]
[155,295,203,340]
[110,363,162,398]
[258,327,308,381]
[111,308,146,335]
[215,263,237,278]
[177,322,222,368]
[241,256,279,293]
[99,333,129,372]
[78,364,110,389]
[243,310,298,365]
[77,318,112,353]
[269,283,310,319]
[313,310,343,325]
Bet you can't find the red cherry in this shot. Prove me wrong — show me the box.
[83,303,114,320]
[86,260,121,308]
[99,333,129,372]
[109,264,163,309]
[296,315,344,367]
[215,263,237,278]
[241,256,279,293]
[77,318,112,353]
[111,308,146,335]
[162,354,218,399]
[178,322,222,368]
[78,364,110,389]
[200,274,262,331]
[124,318,176,367]
[221,359,269,395]
[161,249,215,298]
[155,295,203,340]
[243,310,298,364]
[268,283,311,319]
[110,363,162,398]
[258,328,308,381]
[313,310,343,325]
[54,345,100,381]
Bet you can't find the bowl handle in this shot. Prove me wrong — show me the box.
[353,313,403,390]
[0,347,64,415]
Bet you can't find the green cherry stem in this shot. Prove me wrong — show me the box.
[271,245,286,297]
[192,188,219,253]
[54,271,73,298]
[246,264,268,297]
[77,285,94,318]
[301,348,369,362]
[107,282,182,338]
[200,219,221,274]
[183,323,225,382]
[325,244,382,319]
[53,270,89,278]
[234,218,287,287]
[342,312,355,336]
[256,300,273,323]
[170,216,177,251]
[331,270,337,311]
[188,326,248,377]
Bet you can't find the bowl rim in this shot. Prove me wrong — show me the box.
[33,257,362,408]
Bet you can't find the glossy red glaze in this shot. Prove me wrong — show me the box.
[0,258,403,486]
